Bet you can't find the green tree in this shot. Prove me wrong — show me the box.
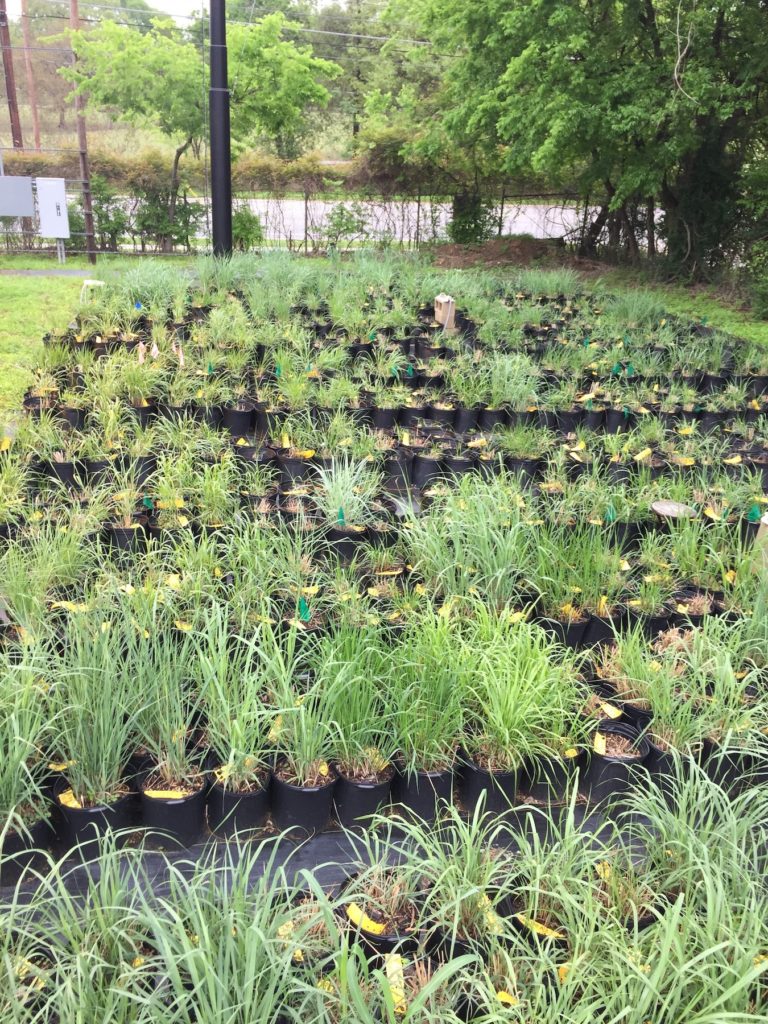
[62,14,339,248]
[385,0,768,273]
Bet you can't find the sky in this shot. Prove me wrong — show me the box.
[5,0,223,22]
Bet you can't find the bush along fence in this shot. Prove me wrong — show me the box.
[2,253,768,1020]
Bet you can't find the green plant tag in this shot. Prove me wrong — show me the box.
[624,363,635,377]
[586,398,593,411]
[701,316,708,325]
[611,362,622,375]
[748,503,762,523]
[406,364,415,377]
[623,405,630,419]
[275,363,281,378]
[337,506,346,526]
[605,504,617,524]
[583,336,590,347]
[298,597,311,623]
[142,496,154,511]
[207,361,213,376]
[369,330,377,341]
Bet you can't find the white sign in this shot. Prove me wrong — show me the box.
[0,175,35,218]
[37,177,70,239]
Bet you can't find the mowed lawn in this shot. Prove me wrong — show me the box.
[0,274,84,411]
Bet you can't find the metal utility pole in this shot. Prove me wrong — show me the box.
[0,0,24,149]
[209,0,232,256]
[69,0,97,263]
[20,0,41,151]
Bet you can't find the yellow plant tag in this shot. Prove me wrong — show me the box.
[385,955,407,1016]
[236,437,247,446]
[596,860,612,882]
[633,447,652,462]
[557,963,571,984]
[600,701,621,720]
[174,620,193,632]
[593,732,607,755]
[496,990,518,1006]
[514,914,564,940]
[48,759,75,772]
[723,455,741,465]
[401,431,410,446]
[317,977,335,994]
[596,595,609,617]
[0,436,11,452]
[58,788,82,810]
[318,761,329,777]
[346,902,386,935]
[165,574,182,590]
[296,449,315,459]
[564,747,578,759]
[143,788,192,800]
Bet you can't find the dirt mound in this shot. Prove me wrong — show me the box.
[429,236,566,269]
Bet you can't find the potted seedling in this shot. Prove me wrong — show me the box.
[197,609,274,835]
[316,624,395,827]
[133,630,208,847]
[0,456,29,541]
[48,617,138,852]
[461,616,583,815]
[28,412,84,489]
[387,611,464,822]
[314,459,382,561]
[119,356,160,429]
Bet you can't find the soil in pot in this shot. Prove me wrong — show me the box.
[271,759,336,837]
[338,871,421,956]
[582,721,649,804]
[140,777,207,847]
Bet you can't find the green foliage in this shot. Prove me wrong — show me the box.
[747,242,768,321]
[232,205,265,251]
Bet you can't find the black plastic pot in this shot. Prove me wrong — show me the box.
[271,771,335,837]
[221,405,255,436]
[643,738,702,805]
[0,816,51,883]
[133,455,158,489]
[519,753,579,804]
[277,454,314,487]
[478,408,507,431]
[425,405,456,428]
[582,720,649,805]
[460,758,519,816]
[391,766,453,823]
[140,784,207,847]
[39,459,82,488]
[453,407,480,433]
[371,407,399,430]
[504,456,542,487]
[130,403,156,429]
[57,406,87,431]
[399,405,427,428]
[104,519,147,554]
[207,778,270,837]
[84,457,118,483]
[703,739,768,795]
[54,779,134,854]
[326,525,369,561]
[536,615,591,649]
[442,453,476,479]
[607,520,642,552]
[332,768,392,829]
[583,609,625,647]
[605,408,633,434]
[411,454,443,490]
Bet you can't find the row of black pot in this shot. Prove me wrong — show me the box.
[38,392,768,441]
[16,718,761,868]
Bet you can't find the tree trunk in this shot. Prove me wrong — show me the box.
[646,197,655,257]
[20,0,40,150]
[165,137,192,253]
[578,203,610,257]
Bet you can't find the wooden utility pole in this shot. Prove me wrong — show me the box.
[0,0,24,149]
[69,0,96,263]
[20,0,40,151]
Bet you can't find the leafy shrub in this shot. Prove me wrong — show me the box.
[232,204,264,250]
